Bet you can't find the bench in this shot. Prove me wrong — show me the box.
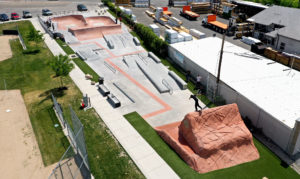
[107,93,121,108]
[98,84,110,96]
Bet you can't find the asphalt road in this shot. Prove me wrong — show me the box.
[128,0,251,50]
[0,0,101,18]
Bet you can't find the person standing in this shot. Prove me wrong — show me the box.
[194,74,202,92]
[189,94,202,112]
[185,70,191,82]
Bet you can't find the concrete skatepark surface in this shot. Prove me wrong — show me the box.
[67,21,197,127]
[51,15,122,41]
[155,104,260,173]
[46,12,201,127]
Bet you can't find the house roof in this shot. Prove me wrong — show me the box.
[249,6,300,41]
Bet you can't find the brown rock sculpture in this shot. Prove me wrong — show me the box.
[155,103,259,173]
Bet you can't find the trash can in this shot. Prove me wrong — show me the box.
[98,77,104,84]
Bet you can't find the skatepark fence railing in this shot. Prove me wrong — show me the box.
[49,96,90,179]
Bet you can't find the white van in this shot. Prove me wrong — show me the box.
[241,36,261,45]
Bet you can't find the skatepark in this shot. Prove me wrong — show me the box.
[41,12,198,127]
[30,4,300,178]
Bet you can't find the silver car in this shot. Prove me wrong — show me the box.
[42,9,53,16]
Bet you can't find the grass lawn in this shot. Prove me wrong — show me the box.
[124,112,300,179]
[0,21,144,178]
[55,39,100,82]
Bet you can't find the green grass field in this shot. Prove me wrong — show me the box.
[0,21,144,178]
[124,112,299,179]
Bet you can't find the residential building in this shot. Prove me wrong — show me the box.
[249,5,300,55]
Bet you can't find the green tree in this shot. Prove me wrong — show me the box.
[27,26,43,48]
[49,54,74,89]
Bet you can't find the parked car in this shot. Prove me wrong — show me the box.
[22,11,32,18]
[53,32,65,42]
[42,9,53,16]
[77,4,88,11]
[11,13,20,20]
[0,13,9,21]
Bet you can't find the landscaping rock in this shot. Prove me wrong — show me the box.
[156,103,260,173]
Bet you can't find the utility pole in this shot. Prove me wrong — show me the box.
[217,32,226,84]
[213,32,226,103]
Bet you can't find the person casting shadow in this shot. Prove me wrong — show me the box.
[189,94,202,113]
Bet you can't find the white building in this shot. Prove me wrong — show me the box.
[168,37,300,156]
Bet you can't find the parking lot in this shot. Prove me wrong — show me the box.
[1,0,251,50]
[0,0,100,19]
[128,0,251,50]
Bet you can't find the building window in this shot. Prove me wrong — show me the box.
[280,42,285,50]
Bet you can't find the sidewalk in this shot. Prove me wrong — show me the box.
[31,17,179,179]
[69,65,179,179]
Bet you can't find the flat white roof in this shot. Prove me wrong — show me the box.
[171,37,300,128]
[234,0,269,9]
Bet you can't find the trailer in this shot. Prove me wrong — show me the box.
[162,7,173,16]
[202,14,228,33]
[180,5,200,20]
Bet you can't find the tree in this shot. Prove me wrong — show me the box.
[49,54,74,89]
[27,26,44,48]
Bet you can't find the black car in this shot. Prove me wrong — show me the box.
[53,32,65,42]
[77,4,88,11]
[42,9,53,16]
[0,13,9,21]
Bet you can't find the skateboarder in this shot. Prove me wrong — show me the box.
[189,94,202,112]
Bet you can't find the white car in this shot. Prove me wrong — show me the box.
[241,36,261,45]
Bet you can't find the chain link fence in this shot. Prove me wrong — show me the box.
[49,94,90,179]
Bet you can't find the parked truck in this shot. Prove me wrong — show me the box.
[202,14,228,33]
[180,5,200,20]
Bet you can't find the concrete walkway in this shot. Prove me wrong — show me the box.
[70,65,179,179]
[31,17,179,178]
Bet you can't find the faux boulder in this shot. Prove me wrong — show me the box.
[156,103,259,173]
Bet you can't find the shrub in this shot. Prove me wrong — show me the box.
[23,48,40,54]
[133,23,168,57]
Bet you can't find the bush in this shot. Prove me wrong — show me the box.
[134,23,168,57]
[23,48,40,54]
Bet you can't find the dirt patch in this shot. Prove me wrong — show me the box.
[0,35,17,62]
[0,90,55,178]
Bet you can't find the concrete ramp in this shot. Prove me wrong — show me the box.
[123,55,139,70]
[69,25,122,41]
[60,31,79,44]
[103,33,135,49]
[52,15,87,30]
[136,59,170,93]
